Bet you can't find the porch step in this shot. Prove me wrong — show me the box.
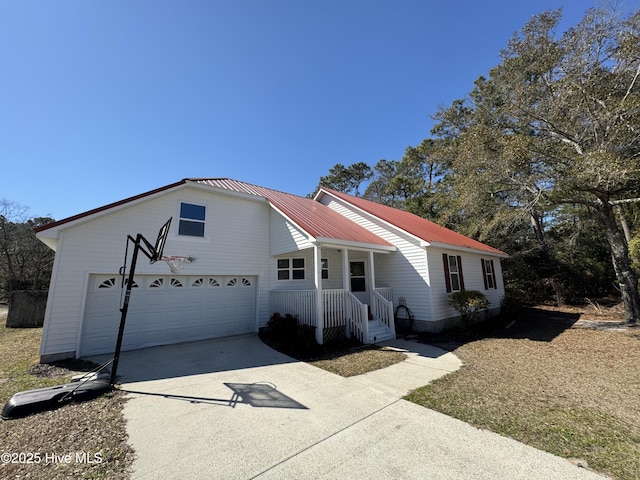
[367,319,395,344]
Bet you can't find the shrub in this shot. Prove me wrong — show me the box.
[262,313,319,356]
[294,324,318,352]
[448,290,489,327]
[267,312,297,342]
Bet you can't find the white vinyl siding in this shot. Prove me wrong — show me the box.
[428,248,505,321]
[319,193,505,326]
[269,209,313,255]
[272,249,344,291]
[271,250,315,290]
[319,249,345,289]
[319,195,432,323]
[39,186,272,359]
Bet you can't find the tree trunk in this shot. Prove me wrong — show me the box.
[616,205,632,244]
[529,208,550,261]
[529,208,567,304]
[600,202,640,324]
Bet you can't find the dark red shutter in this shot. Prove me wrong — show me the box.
[457,255,465,291]
[490,259,497,289]
[481,259,488,290]
[442,253,451,293]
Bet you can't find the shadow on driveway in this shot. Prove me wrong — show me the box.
[87,334,298,384]
[121,381,308,410]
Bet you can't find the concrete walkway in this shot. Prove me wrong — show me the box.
[95,335,606,479]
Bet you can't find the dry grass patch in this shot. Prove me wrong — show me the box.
[0,308,134,479]
[259,327,407,377]
[309,346,407,377]
[406,306,640,480]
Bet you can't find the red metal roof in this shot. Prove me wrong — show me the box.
[193,179,393,247]
[36,178,391,248]
[319,188,507,256]
[35,177,505,256]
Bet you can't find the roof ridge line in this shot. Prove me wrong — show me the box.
[190,178,311,200]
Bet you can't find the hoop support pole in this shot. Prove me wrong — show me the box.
[110,234,151,386]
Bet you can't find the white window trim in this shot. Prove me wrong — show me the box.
[484,259,496,289]
[178,201,207,238]
[277,257,305,281]
[447,254,462,293]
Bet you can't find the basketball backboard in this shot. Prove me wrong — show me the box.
[150,217,172,263]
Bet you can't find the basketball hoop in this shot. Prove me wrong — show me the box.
[162,256,195,274]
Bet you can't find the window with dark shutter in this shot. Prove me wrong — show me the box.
[442,253,451,293]
[482,259,496,289]
[457,255,465,291]
[482,259,488,290]
[443,254,464,292]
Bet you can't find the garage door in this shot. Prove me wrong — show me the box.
[80,274,257,356]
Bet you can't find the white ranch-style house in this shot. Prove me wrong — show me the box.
[35,178,507,362]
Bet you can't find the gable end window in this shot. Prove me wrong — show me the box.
[277,258,305,280]
[442,254,465,293]
[482,259,497,290]
[179,202,206,237]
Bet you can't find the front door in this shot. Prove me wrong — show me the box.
[350,261,368,304]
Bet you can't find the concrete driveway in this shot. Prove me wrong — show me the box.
[94,335,605,479]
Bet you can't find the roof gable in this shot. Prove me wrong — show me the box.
[318,187,507,256]
[35,178,393,251]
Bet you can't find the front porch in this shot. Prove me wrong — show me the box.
[270,287,395,345]
[269,240,397,345]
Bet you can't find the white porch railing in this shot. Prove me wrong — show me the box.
[322,289,346,329]
[270,289,317,327]
[371,289,395,338]
[375,287,393,303]
[345,292,369,343]
[269,288,393,343]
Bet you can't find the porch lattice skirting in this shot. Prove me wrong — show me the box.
[322,326,347,344]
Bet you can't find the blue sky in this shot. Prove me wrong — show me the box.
[1,1,609,221]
